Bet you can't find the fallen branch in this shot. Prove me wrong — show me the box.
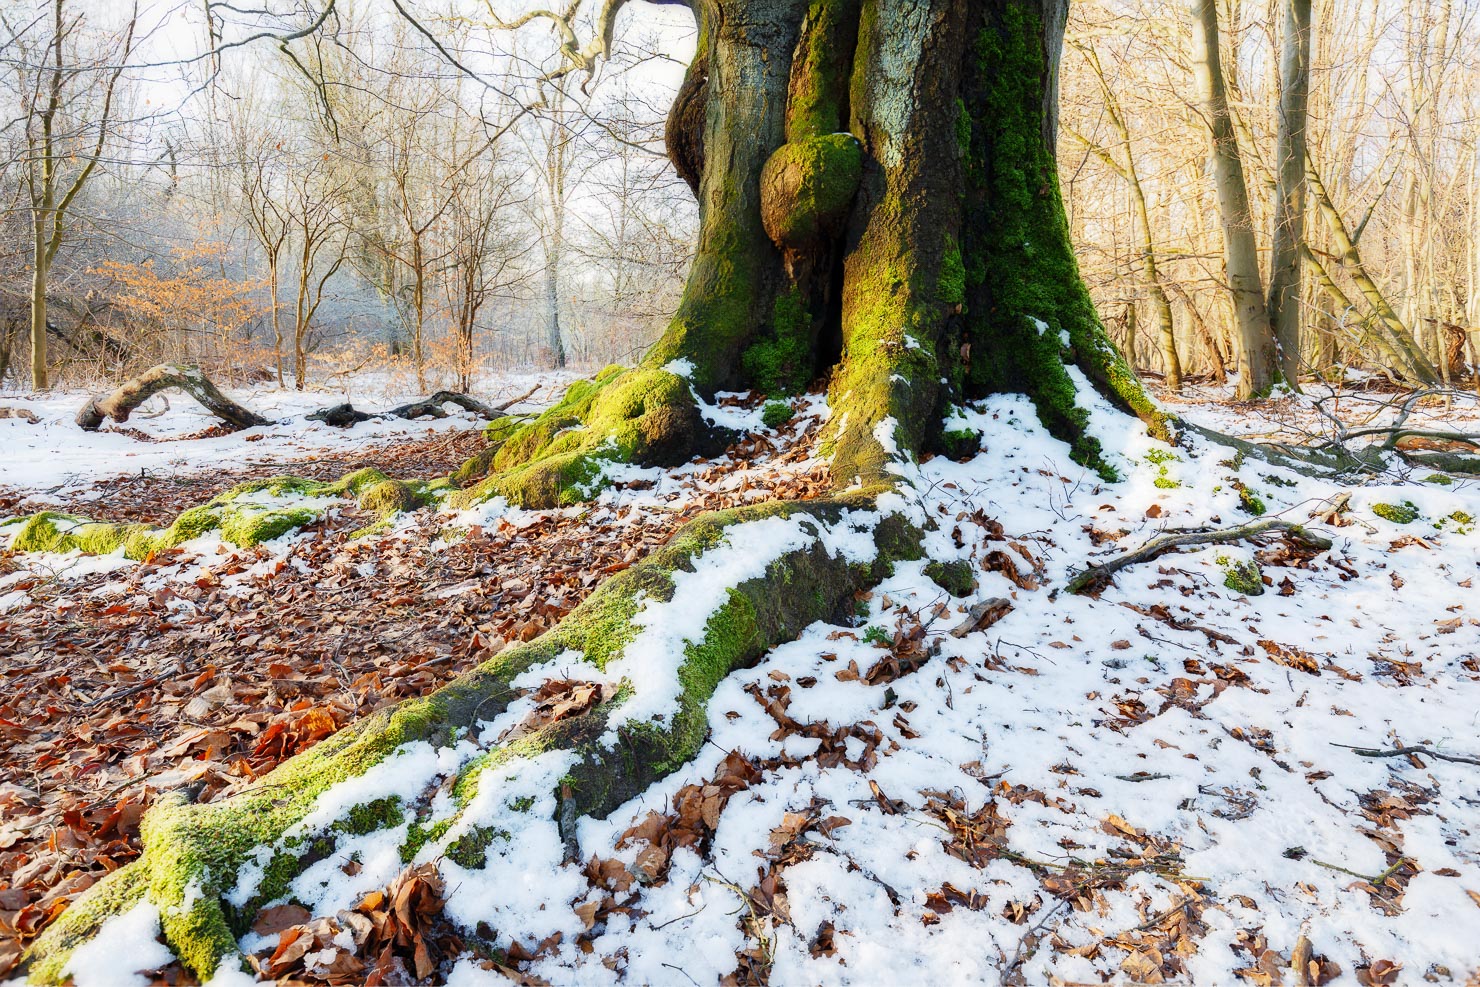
[1066,519,1333,596]
[1309,855,1408,887]
[307,385,540,428]
[77,363,269,432]
[949,597,1013,637]
[0,406,39,423]
[1332,742,1480,767]
[77,363,541,434]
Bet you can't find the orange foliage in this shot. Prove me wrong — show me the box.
[94,242,267,348]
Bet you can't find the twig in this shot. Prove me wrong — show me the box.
[1332,742,1480,767]
[1067,519,1333,595]
[949,597,1013,638]
[1309,855,1407,886]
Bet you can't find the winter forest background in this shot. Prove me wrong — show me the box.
[4,0,1477,397]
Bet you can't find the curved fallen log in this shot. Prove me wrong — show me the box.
[1066,518,1334,596]
[77,363,270,432]
[77,363,540,434]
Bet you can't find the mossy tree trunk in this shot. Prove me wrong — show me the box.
[466,0,1167,508]
[23,2,1171,979]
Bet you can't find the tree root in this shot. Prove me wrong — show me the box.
[1066,518,1333,596]
[20,494,915,982]
[6,469,428,558]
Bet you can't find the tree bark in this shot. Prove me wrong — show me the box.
[1267,0,1312,386]
[1191,0,1278,398]
[30,217,49,391]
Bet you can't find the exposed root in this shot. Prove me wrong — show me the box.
[19,494,916,981]
[6,468,427,558]
[450,366,722,509]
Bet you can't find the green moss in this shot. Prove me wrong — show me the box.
[452,446,499,488]
[1215,554,1265,596]
[1439,510,1474,534]
[10,468,415,561]
[959,4,1168,475]
[743,288,814,396]
[1236,487,1267,515]
[761,401,796,429]
[334,798,404,837]
[20,867,149,983]
[1423,473,1454,485]
[759,134,864,249]
[1372,501,1419,524]
[445,826,506,870]
[1141,448,1182,489]
[787,0,861,140]
[939,236,966,307]
[939,427,981,460]
[924,560,976,597]
[452,367,710,509]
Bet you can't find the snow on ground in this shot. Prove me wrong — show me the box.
[4,375,1480,984]
[1161,376,1480,445]
[0,371,575,495]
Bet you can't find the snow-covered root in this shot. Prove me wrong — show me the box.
[19,495,918,982]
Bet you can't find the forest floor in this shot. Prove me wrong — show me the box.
[1,374,1479,986]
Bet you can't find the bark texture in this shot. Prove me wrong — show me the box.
[1267,0,1311,385]
[1191,0,1278,398]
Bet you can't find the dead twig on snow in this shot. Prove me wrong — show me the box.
[1066,519,1333,595]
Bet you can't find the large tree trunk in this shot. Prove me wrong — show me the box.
[22,2,1168,979]
[1267,0,1312,386]
[1191,0,1278,399]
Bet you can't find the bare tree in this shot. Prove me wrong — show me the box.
[284,150,349,389]
[1069,42,1182,391]
[11,0,138,389]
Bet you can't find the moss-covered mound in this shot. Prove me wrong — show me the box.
[450,366,716,510]
[7,468,414,559]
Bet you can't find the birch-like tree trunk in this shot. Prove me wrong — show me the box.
[1190,0,1278,398]
[1267,0,1312,385]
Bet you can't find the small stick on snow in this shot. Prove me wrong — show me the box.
[1332,742,1480,767]
[1065,519,1334,595]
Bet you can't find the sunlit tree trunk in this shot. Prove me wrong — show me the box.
[1191,0,1278,398]
[1267,0,1311,386]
